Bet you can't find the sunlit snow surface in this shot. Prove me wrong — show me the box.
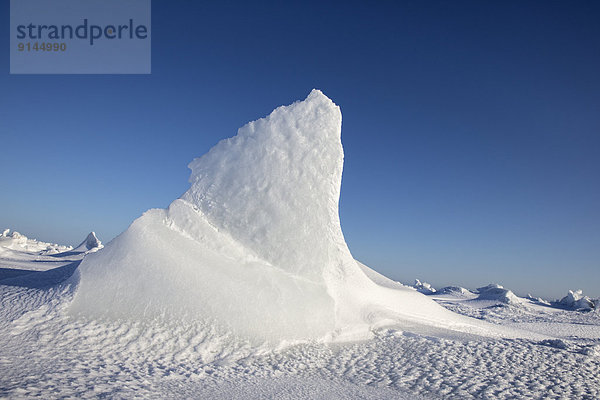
[1,259,599,399]
[1,91,599,398]
[70,90,533,343]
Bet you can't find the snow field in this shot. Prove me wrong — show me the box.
[1,281,598,399]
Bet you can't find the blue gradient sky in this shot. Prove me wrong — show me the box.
[1,1,598,299]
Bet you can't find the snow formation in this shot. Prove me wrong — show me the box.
[476,284,522,304]
[0,229,72,254]
[3,92,600,398]
[436,286,475,297]
[413,279,436,294]
[71,232,103,254]
[71,90,534,343]
[559,290,596,310]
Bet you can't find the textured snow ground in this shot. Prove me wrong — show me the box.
[1,234,599,399]
[429,290,600,343]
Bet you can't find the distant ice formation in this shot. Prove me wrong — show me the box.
[0,228,72,254]
[71,232,103,254]
[413,279,436,294]
[559,290,595,310]
[436,286,475,297]
[71,90,538,343]
[476,284,522,304]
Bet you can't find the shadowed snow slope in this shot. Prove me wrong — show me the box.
[71,90,538,343]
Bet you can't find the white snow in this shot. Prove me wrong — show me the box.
[0,229,102,275]
[526,293,552,305]
[71,231,103,254]
[72,90,531,344]
[559,289,596,310]
[436,286,476,298]
[1,91,599,399]
[0,228,72,254]
[0,230,102,287]
[414,279,437,294]
[1,274,599,399]
[475,283,523,304]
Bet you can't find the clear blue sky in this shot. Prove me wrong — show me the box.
[1,1,598,299]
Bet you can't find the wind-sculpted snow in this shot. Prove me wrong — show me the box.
[2,280,599,399]
[182,89,347,281]
[475,284,522,305]
[559,290,596,310]
[71,90,539,343]
[2,91,600,397]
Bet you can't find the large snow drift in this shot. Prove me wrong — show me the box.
[71,90,536,343]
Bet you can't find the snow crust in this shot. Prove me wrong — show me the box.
[71,90,538,343]
[2,272,599,399]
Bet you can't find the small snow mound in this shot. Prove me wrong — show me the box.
[413,279,436,294]
[476,284,522,304]
[539,339,569,350]
[525,294,551,305]
[437,286,475,297]
[558,290,595,311]
[72,232,103,253]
